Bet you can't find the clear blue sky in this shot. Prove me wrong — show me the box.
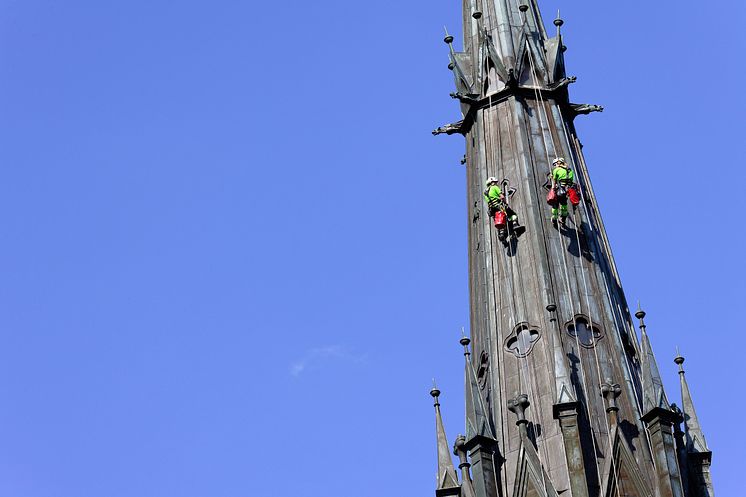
[0,1,743,496]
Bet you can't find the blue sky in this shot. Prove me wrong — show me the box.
[0,1,744,496]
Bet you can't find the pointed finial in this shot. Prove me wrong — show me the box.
[432,385,460,493]
[674,351,685,373]
[460,330,471,356]
[431,379,441,404]
[554,10,564,35]
[635,303,647,329]
[676,355,711,454]
[635,301,646,319]
[443,26,454,45]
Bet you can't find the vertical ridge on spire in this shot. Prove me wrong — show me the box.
[547,304,576,405]
[674,355,710,454]
[636,309,671,413]
[431,386,460,494]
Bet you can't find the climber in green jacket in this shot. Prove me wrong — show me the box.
[550,157,575,226]
[484,177,525,242]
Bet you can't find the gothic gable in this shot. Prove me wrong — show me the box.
[600,427,654,497]
[511,431,560,497]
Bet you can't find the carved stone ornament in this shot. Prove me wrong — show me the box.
[566,316,603,348]
[504,323,541,358]
[476,350,489,390]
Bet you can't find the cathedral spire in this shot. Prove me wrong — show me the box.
[431,0,712,494]
[431,386,460,496]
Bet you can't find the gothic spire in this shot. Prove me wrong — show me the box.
[431,386,460,495]
[636,309,671,414]
[674,354,710,454]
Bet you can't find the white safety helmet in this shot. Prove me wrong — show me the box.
[552,157,567,167]
[486,177,499,186]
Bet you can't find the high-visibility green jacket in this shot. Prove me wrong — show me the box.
[484,185,503,210]
[552,166,575,185]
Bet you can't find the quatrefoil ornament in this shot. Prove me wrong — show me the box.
[505,323,541,358]
[567,317,603,348]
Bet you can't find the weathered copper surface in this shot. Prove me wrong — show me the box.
[430,2,714,497]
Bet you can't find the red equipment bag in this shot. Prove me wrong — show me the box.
[546,188,559,206]
[568,186,580,206]
[494,210,508,228]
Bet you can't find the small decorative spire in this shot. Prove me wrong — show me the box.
[674,354,711,454]
[461,335,495,440]
[431,386,460,493]
[636,307,671,414]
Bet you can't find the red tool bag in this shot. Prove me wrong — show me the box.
[568,186,580,206]
[494,210,508,228]
[546,188,559,206]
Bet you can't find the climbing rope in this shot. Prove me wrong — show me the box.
[503,101,557,475]
[519,14,622,495]
[472,9,654,495]
[559,122,667,485]
[484,91,551,497]
[480,96,511,497]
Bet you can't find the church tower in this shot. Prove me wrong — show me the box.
[431,2,714,497]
